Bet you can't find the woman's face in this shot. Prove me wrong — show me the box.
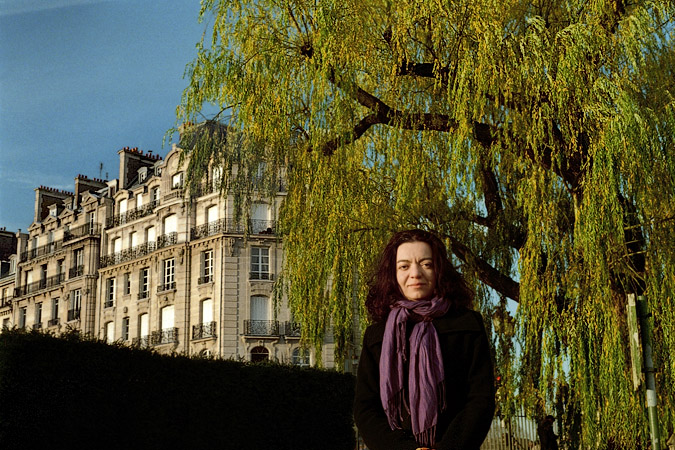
[395,241,436,301]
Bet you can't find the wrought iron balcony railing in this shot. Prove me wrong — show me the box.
[284,322,301,337]
[67,309,80,321]
[100,242,158,268]
[132,335,151,348]
[21,240,64,262]
[48,318,60,327]
[192,321,217,340]
[64,223,101,241]
[198,274,212,284]
[32,323,42,330]
[137,291,149,301]
[104,300,114,308]
[14,273,66,298]
[250,272,273,281]
[106,202,159,229]
[244,320,279,336]
[69,265,84,278]
[190,218,276,240]
[157,281,176,293]
[151,327,178,345]
[156,232,178,250]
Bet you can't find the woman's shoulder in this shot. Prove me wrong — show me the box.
[433,306,486,334]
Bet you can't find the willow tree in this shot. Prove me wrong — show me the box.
[177,0,675,446]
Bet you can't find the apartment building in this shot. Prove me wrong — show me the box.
[8,178,108,336]
[4,143,332,367]
[0,228,18,329]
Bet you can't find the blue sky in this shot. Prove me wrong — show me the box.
[0,0,215,233]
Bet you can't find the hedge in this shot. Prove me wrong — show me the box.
[0,329,356,450]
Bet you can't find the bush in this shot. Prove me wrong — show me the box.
[0,329,355,450]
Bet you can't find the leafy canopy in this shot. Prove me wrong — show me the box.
[178,0,675,446]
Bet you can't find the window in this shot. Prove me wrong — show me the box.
[251,295,270,321]
[105,277,115,307]
[129,231,138,248]
[139,313,149,338]
[251,203,271,233]
[161,305,174,330]
[207,205,219,224]
[161,258,175,291]
[124,272,131,295]
[136,192,144,207]
[105,321,114,344]
[122,317,130,341]
[201,299,213,324]
[146,226,156,243]
[292,348,310,367]
[87,211,96,232]
[250,346,269,363]
[50,298,59,326]
[172,172,184,189]
[35,303,43,327]
[119,198,128,215]
[200,249,213,284]
[72,248,84,277]
[250,247,270,280]
[151,187,160,204]
[163,214,177,235]
[112,237,122,254]
[19,307,27,328]
[69,289,81,321]
[139,267,150,299]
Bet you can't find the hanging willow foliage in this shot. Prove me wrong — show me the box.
[176,0,675,447]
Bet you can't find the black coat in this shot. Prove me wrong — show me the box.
[354,307,495,450]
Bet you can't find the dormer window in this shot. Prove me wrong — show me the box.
[139,167,148,183]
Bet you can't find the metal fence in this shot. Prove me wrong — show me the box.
[356,416,546,450]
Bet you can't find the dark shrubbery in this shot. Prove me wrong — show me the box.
[0,329,355,450]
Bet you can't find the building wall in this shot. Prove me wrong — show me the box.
[2,144,334,368]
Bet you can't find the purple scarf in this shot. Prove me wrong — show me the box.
[379,296,450,447]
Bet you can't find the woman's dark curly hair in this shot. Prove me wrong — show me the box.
[365,229,473,322]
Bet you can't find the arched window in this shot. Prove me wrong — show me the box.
[251,346,269,363]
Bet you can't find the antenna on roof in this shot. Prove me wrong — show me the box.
[99,162,103,179]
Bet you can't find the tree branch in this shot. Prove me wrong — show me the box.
[444,233,521,302]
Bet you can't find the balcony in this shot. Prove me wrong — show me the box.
[132,335,151,348]
[198,275,212,285]
[190,219,276,240]
[151,327,178,345]
[192,321,217,340]
[20,240,63,262]
[157,281,176,293]
[250,272,273,281]
[100,242,157,268]
[137,291,149,301]
[104,299,114,308]
[244,320,279,336]
[0,296,13,308]
[105,202,159,229]
[64,223,101,242]
[67,309,80,321]
[14,273,65,298]
[69,265,84,278]
[156,232,178,250]
[48,318,60,327]
[32,323,42,330]
[284,321,301,337]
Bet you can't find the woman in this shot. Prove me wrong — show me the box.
[354,229,495,450]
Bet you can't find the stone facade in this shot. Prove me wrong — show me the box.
[3,144,333,368]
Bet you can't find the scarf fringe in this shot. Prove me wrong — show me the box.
[385,388,407,430]
[415,425,437,448]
